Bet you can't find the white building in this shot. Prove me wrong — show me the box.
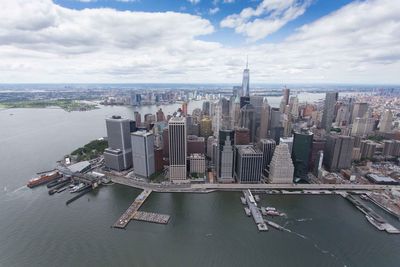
[268,143,294,184]
[189,154,206,176]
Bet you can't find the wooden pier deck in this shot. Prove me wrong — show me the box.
[133,211,170,224]
[112,189,153,229]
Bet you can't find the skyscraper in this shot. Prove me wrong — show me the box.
[202,101,210,116]
[240,103,256,143]
[268,143,294,184]
[235,145,263,183]
[292,129,313,182]
[131,131,155,178]
[259,98,270,140]
[283,87,290,106]
[380,110,393,133]
[199,116,213,139]
[257,139,276,172]
[104,115,133,171]
[168,116,187,181]
[321,92,338,132]
[217,130,235,179]
[156,108,166,122]
[218,136,234,182]
[324,135,354,171]
[351,102,369,123]
[241,60,250,97]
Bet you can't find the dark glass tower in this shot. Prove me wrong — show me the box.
[292,128,313,182]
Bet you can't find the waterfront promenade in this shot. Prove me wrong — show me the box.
[111,176,400,193]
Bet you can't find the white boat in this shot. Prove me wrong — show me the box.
[240,197,246,205]
[70,183,85,193]
[244,207,251,216]
[366,215,385,231]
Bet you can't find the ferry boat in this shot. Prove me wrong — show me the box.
[27,171,60,188]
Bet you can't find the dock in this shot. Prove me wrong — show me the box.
[113,189,153,229]
[242,190,268,231]
[113,189,171,229]
[133,211,170,224]
[345,194,400,234]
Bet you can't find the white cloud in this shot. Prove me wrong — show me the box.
[209,7,220,15]
[0,0,399,84]
[187,0,200,5]
[221,0,312,41]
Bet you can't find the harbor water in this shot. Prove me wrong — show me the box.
[1,99,400,267]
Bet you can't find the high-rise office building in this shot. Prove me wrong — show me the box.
[202,101,210,116]
[168,116,187,181]
[379,110,393,133]
[258,139,276,172]
[324,135,354,171]
[162,128,169,158]
[283,87,290,106]
[360,140,377,159]
[309,138,326,173]
[189,154,206,176]
[351,102,369,123]
[104,115,133,171]
[321,92,338,132]
[134,111,142,127]
[292,129,313,181]
[199,117,213,139]
[130,92,141,106]
[234,127,250,145]
[187,135,205,155]
[240,104,256,143]
[218,136,234,182]
[268,143,294,184]
[156,108,166,122]
[335,105,350,126]
[235,145,263,183]
[279,137,293,154]
[182,102,188,116]
[259,98,270,140]
[242,60,250,97]
[351,117,375,136]
[131,131,155,178]
[217,130,235,178]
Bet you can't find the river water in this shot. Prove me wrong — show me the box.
[1,98,400,267]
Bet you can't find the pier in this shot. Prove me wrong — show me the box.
[113,189,153,229]
[242,190,268,231]
[113,189,171,229]
[133,211,170,224]
[345,194,400,234]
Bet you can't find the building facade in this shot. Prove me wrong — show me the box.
[168,116,187,181]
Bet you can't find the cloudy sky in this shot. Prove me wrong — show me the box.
[0,0,399,84]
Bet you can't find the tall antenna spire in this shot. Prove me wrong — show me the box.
[246,55,248,69]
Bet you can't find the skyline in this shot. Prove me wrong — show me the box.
[1,0,399,84]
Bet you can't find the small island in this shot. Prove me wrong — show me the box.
[0,99,98,112]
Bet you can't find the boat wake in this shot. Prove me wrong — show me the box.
[286,228,346,266]
[296,218,313,222]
